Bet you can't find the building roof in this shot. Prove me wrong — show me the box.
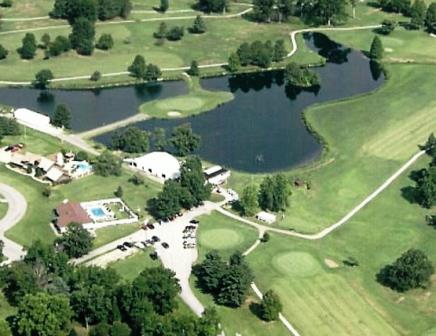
[38,157,55,171]
[14,108,50,127]
[55,202,91,228]
[46,166,64,182]
[205,167,229,180]
[126,152,181,179]
[256,211,276,224]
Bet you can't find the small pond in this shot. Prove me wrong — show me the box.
[96,33,384,173]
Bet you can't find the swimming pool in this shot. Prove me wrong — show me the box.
[72,161,92,176]
[90,207,105,218]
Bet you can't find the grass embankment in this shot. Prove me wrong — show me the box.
[189,211,289,335]
[229,64,436,233]
[248,155,436,336]
[140,75,233,119]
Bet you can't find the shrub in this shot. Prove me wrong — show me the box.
[90,71,102,81]
[96,34,114,50]
[0,44,8,60]
[166,26,184,41]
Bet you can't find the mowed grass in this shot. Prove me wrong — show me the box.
[229,64,436,233]
[140,76,233,118]
[93,222,140,248]
[0,203,7,220]
[196,211,259,260]
[247,155,436,335]
[109,250,161,282]
[0,0,54,18]
[191,211,288,335]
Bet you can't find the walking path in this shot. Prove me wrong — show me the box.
[0,184,27,265]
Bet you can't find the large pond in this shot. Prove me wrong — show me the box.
[0,81,187,131]
[97,33,384,173]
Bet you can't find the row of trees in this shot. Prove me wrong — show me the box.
[111,123,201,156]
[148,156,211,220]
[154,16,207,44]
[239,174,292,216]
[0,116,21,141]
[128,55,162,81]
[51,0,131,22]
[0,239,220,335]
[227,39,287,72]
[414,133,436,208]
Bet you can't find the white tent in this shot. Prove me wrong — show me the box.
[256,211,276,224]
[14,108,50,128]
[125,152,181,180]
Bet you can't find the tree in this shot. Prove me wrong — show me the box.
[160,0,169,12]
[377,19,397,35]
[415,166,436,208]
[18,33,37,59]
[237,42,252,66]
[111,321,131,336]
[193,251,226,293]
[227,53,240,72]
[310,0,347,25]
[410,0,427,28]
[259,290,282,321]
[170,123,201,156]
[191,15,207,34]
[66,0,98,23]
[144,63,162,81]
[71,285,113,326]
[377,249,434,292]
[15,292,73,336]
[97,0,132,20]
[0,117,20,136]
[115,186,123,198]
[111,127,150,153]
[258,174,291,212]
[149,180,184,219]
[90,323,111,336]
[128,55,146,79]
[91,70,102,81]
[198,0,228,13]
[369,35,384,61]
[285,62,320,87]
[273,39,287,62]
[96,33,114,50]
[51,104,71,129]
[0,44,8,60]
[152,127,167,150]
[166,26,184,41]
[253,0,275,22]
[420,133,436,157]
[33,69,54,89]
[197,307,220,336]
[93,150,122,176]
[41,33,51,49]
[75,150,89,161]
[426,2,436,33]
[154,22,168,39]
[277,0,294,22]
[69,17,95,55]
[1,0,12,7]
[49,35,71,56]
[180,156,211,206]
[0,321,11,336]
[55,223,94,258]
[240,184,258,216]
[132,267,181,314]
[188,60,200,76]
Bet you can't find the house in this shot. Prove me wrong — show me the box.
[38,157,55,172]
[125,152,181,180]
[46,166,67,183]
[54,202,92,233]
[204,165,231,185]
[14,108,50,129]
[256,211,276,224]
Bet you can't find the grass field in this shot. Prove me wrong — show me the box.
[247,155,436,335]
[140,76,233,118]
[109,249,161,281]
[93,222,140,248]
[229,64,436,233]
[196,211,259,260]
[0,203,7,220]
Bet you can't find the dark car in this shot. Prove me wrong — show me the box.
[189,219,199,224]
[123,241,134,248]
[147,223,155,229]
[150,252,158,260]
[152,236,160,242]
[117,245,127,251]
[161,242,169,249]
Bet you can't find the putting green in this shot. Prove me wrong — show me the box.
[272,252,322,277]
[156,96,205,111]
[199,228,243,250]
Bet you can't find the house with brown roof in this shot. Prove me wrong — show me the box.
[54,202,92,233]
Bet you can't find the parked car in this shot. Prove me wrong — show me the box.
[161,242,169,249]
[150,252,158,260]
[117,245,127,251]
[123,241,134,248]
[147,223,155,229]
[152,236,160,242]
[189,219,199,224]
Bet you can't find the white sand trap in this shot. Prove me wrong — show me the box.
[324,258,339,268]
[167,111,181,117]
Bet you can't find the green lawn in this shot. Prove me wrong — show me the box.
[229,64,436,233]
[0,203,7,220]
[247,155,436,336]
[196,211,259,260]
[109,249,161,282]
[140,76,233,119]
[191,210,288,335]
[93,223,140,248]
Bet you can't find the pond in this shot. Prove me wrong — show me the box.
[0,81,187,131]
[96,33,384,173]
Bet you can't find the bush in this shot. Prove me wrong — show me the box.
[0,44,8,60]
[49,36,71,56]
[166,26,184,41]
[1,0,12,8]
[259,290,282,321]
[75,151,89,161]
[129,174,145,185]
[90,71,102,81]
[33,70,54,90]
[376,19,397,35]
[96,34,114,50]
[260,232,270,243]
[42,186,52,198]
[115,186,123,198]
[18,33,37,59]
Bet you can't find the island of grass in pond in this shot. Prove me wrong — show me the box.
[96,33,384,173]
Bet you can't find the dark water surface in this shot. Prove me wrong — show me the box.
[0,81,187,131]
[96,33,384,173]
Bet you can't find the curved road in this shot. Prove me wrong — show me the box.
[0,184,26,264]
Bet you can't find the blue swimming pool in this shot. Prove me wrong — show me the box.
[90,207,105,218]
[73,161,92,175]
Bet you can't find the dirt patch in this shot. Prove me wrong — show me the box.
[324,258,339,268]
[167,111,181,117]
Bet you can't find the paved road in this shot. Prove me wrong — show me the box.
[0,184,27,264]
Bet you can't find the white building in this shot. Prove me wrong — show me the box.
[14,108,50,128]
[204,165,231,185]
[125,152,181,180]
[256,211,276,224]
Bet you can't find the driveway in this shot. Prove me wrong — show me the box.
[0,183,27,264]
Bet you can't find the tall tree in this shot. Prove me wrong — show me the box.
[191,15,207,34]
[69,17,95,55]
[259,290,282,321]
[170,123,201,156]
[198,0,228,13]
[426,2,436,33]
[273,39,287,62]
[253,0,275,22]
[0,44,8,60]
[19,33,37,59]
[369,35,384,61]
[51,104,71,129]
[93,151,122,176]
[227,53,240,72]
[33,69,54,89]
[128,55,146,79]
[410,0,427,27]
[111,127,150,153]
[160,0,169,12]
[149,180,184,219]
[55,223,94,258]
[15,292,72,336]
[310,0,347,25]
[180,156,211,206]
[193,251,226,293]
[144,63,162,81]
[188,60,200,76]
[240,184,259,216]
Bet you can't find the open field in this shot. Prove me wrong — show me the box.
[229,64,436,233]
[140,76,233,118]
[93,222,140,248]
[196,210,259,260]
[191,211,288,335]
[109,249,161,281]
[247,155,436,335]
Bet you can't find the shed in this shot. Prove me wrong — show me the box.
[125,152,181,180]
[256,211,276,224]
[204,165,231,185]
[14,108,50,128]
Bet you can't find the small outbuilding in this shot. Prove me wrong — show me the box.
[256,211,277,225]
[204,165,231,185]
[125,152,181,180]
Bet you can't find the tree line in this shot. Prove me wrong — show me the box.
[0,239,220,335]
